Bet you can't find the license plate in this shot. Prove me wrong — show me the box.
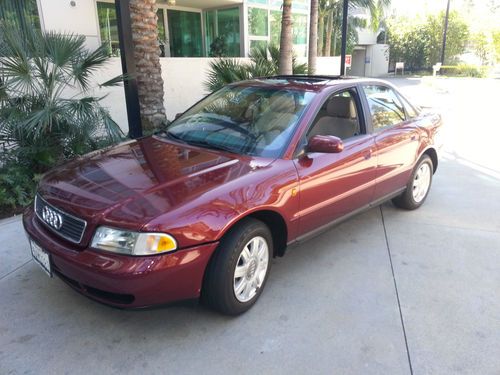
[30,239,52,277]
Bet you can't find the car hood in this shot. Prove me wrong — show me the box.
[38,136,273,230]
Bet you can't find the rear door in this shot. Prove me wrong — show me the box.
[360,84,421,200]
[293,87,378,237]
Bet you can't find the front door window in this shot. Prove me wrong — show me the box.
[167,9,202,57]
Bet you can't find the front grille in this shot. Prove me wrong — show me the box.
[35,194,87,244]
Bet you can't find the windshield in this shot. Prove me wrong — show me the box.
[165,84,316,158]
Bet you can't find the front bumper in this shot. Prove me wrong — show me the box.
[23,207,219,308]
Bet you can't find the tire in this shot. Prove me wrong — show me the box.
[392,155,434,210]
[202,218,273,315]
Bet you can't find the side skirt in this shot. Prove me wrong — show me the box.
[287,187,406,247]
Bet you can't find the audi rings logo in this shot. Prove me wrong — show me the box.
[42,206,63,230]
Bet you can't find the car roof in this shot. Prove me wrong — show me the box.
[232,75,391,93]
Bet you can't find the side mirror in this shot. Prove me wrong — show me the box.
[306,135,344,154]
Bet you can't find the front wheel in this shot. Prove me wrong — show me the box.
[202,218,272,315]
[392,155,433,210]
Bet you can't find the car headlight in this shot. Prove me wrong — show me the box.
[91,226,177,256]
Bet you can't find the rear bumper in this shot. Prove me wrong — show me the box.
[23,207,218,308]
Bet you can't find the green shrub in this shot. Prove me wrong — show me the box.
[0,159,40,215]
[0,26,126,214]
[439,64,488,77]
[204,44,308,92]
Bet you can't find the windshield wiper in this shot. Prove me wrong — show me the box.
[164,130,188,144]
[187,139,238,154]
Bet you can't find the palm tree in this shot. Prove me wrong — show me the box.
[278,0,293,75]
[0,26,125,171]
[315,0,391,57]
[204,44,308,92]
[308,0,319,74]
[128,0,166,130]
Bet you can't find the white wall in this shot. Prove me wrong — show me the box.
[364,44,389,77]
[96,58,251,133]
[314,56,342,76]
[38,0,101,50]
[357,29,378,45]
[78,56,348,134]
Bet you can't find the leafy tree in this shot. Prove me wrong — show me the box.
[386,10,469,70]
[470,32,490,65]
[424,10,469,65]
[386,17,429,70]
[492,29,500,63]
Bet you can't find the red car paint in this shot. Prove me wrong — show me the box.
[23,77,442,308]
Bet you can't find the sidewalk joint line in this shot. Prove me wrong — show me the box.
[380,206,414,375]
[0,259,32,281]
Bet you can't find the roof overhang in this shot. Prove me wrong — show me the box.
[157,0,243,9]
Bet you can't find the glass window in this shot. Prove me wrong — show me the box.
[205,8,241,57]
[363,85,406,130]
[166,85,317,158]
[308,90,361,140]
[95,3,172,57]
[270,10,281,45]
[248,7,268,36]
[248,0,268,5]
[205,10,216,54]
[250,39,268,53]
[0,0,41,34]
[157,9,167,57]
[293,14,307,45]
[217,8,240,57]
[167,10,202,57]
[399,95,419,118]
[97,2,120,56]
[292,0,309,11]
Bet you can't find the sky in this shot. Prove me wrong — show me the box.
[388,0,500,31]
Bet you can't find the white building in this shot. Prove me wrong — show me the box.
[348,8,389,78]
[1,0,387,129]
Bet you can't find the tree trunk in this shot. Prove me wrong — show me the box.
[279,0,293,75]
[332,29,337,56]
[308,0,319,74]
[324,7,333,56]
[317,13,325,57]
[129,0,166,130]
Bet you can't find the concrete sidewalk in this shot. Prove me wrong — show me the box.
[1,156,499,375]
[1,77,500,374]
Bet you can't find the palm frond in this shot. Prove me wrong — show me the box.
[98,74,130,88]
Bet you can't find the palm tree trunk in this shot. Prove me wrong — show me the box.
[279,0,293,75]
[129,0,166,130]
[332,29,337,56]
[324,7,333,56]
[308,0,319,74]
[317,13,325,57]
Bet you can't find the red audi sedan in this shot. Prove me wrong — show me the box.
[23,76,442,315]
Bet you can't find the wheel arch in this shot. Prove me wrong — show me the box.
[422,147,438,173]
[217,209,289,258]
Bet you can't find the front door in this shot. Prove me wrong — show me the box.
[294,88,377,237]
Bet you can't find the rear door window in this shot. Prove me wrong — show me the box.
[362,85,406,131]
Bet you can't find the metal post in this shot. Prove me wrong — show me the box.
[115,0,142,139]
[440,0,451,64]
[339,0,349,76]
